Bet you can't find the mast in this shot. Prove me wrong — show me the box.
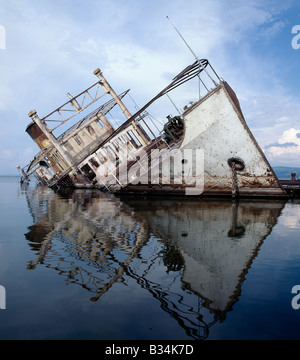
[93,68,132,119]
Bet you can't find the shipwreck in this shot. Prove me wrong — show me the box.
[18,58,288,198]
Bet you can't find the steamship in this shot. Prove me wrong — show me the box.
[18,59,287,198]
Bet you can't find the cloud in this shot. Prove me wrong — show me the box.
[278,203,300,229]
[264,128,300,166]
[265,142,298,148]
[239,89,300,164]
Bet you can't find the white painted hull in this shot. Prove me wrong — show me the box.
[117,81,286,198]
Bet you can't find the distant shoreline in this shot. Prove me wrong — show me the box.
[273,166,300,180]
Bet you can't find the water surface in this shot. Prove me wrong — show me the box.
[1,176,300,340]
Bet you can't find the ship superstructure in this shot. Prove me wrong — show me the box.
[18,59,287,198]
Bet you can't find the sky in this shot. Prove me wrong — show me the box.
[0,0,300,175]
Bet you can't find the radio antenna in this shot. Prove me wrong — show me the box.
[166,16,217,86]
[166,16,199,61]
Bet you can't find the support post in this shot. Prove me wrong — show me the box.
[93,68,150,147]
[28,110,76,170]
[93,68,132,119]
[16,165,30,182]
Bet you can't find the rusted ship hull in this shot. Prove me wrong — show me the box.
[18,59,287,199]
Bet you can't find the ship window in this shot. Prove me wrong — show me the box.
[64,142,74,152]
[90,158,99,168]
[81,164,96,181]
[113,141,119,150]
[39,160,49,168]
[128,130,142,147]
[74,134,83,145]
[120,136,126,144]
[97,120,104,128]
[86,125,95,136]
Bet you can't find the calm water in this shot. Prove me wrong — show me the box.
[1,176,300,340]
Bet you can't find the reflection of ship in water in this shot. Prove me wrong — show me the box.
[123,198,285,318]
[24,184,285,339]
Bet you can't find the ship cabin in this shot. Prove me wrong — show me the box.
[19,60,217,191]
